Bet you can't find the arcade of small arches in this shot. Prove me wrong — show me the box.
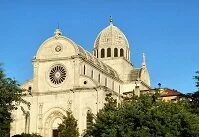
[93,48,130,60]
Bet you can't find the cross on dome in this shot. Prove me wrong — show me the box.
[109,16,113,25]
[54,28,62,37]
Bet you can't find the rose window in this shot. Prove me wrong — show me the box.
[49,65,66,84]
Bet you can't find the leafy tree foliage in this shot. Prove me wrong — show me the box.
[58,111,79,137]
[88,94,199,137]
[185,71,199,113]
[0,65,28,137]
[194,71,199,91]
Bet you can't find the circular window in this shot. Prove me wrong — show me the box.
[84,81,87,85]
[49,65,66,85]
[55,45,62,52]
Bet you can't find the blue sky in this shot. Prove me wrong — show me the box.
[0,0,198,93]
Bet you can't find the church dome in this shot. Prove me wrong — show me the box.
[93,18,130,61]
[94,24,129,49]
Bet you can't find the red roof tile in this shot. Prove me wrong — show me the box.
[160,88,181,97]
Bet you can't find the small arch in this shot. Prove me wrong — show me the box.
[98,74,100,83]
[120,48,124,57]
[101,49,105,58]
[91,70,94,78]
[114,48,118,57]
[83,65,86,75]
[107,48,111,57]
[96,49,98,58]
[28,86,32,91]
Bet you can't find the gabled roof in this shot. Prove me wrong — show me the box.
[160,88,182,97]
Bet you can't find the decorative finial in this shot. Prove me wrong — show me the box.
[57,22,60,29]
[141,53,146,68]
[54,27,62,37]
[109,16,113,25]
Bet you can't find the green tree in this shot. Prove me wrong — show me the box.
[88,94,199,137]
[194,71,199,92]
[185,71,199,114]
[0,65,28,137]
[58,111,79,137]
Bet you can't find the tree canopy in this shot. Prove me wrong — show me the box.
[185,71,199,114]
[0,65,27,137]
[58,111,79,137]
[87,93,199,137]
[194,71,199,92]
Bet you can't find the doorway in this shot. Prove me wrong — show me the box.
[53,129,58,137]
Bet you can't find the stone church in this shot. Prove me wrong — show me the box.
[11,19,151,137]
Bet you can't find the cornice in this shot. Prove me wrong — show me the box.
[28,86,120,96]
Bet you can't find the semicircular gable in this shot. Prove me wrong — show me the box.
[36,36,79,60]
[79,75,99,88]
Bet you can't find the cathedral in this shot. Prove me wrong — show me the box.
[11,19,151,137]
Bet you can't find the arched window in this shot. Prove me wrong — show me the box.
[114,48,118,57]
[98,74,100,83]
[96,49,98,58]
[101,49,105,58]
[83,65,86,75]
[120,48,124,57]
[107,48,111,57]
[28,86,32,91]
[91,70,94,78]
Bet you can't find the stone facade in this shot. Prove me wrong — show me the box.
[11,20,151,137]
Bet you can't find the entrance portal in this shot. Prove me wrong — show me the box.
[44,110,64,137]
[52,117,62,137]
[53,129,58,137]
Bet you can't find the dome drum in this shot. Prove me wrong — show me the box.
[93,23,130,61]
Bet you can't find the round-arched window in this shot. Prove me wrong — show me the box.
[49,65,66,85]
